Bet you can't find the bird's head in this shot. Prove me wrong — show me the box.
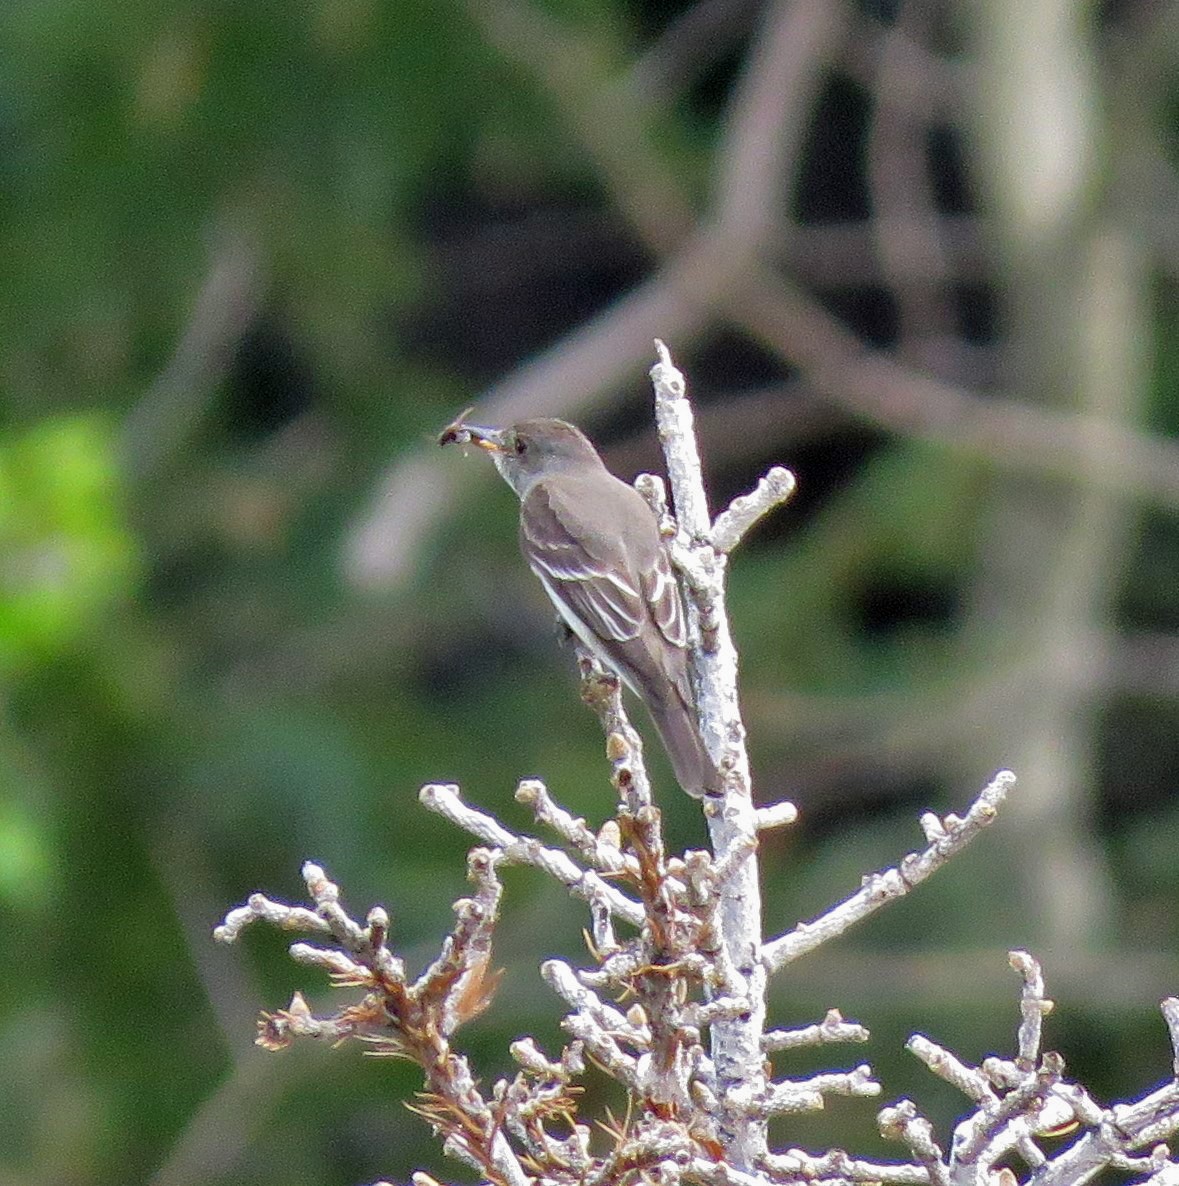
[439,416,603,496]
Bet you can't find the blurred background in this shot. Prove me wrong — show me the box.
[2,0,1178,1182]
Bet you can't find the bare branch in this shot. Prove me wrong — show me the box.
[763,771,1015,973]
[907,1034,995,1105]
[541,960,642,1089]
[419,783,644,927]
[751,1065,881,1117]
[760,1148,932,1184]
[754,801,799,831]
[217,300,1179,1186]
[215,862,533,1186]
[710,466,797,554]
[651,340,769,1168]
[1010,951,1053,1070]
[878,1100,951,1186]
[214,893,331,946]
[763,1010,871,1053]
[514,777,631,875]
[573,645,656,813]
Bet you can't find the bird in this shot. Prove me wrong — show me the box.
[439,415,719,798]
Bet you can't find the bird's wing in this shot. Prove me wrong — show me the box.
[524,476,695,721]
[521,478,687,650]
[521,480,645,642]
[639,548,686,649]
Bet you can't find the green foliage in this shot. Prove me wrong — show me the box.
[0,416,135,672]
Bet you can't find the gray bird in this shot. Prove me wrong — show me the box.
[440,416,718,798]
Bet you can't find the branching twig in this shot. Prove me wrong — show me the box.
[710,467,796,554]
[419,782,644,927]
[1011,950,1052,1070]
[216,860,532,1186]
[879,1100,951,1186]
[762,1010,870,1053]
[763,770,1015,972]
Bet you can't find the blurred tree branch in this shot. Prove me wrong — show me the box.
[122,217,263,481]
[346,0,1179,590]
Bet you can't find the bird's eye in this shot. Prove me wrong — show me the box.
[515,436,527,455]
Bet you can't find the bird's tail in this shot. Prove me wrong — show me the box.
[646,693,721,799]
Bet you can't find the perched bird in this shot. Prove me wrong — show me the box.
[440,416,719,798]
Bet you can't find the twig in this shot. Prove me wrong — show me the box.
[907,1034,995,1105]
[762,1010,870,1053]
[514,777,632,874]
[542,961,642,1089]
[216,863,533,1186]
[751,1065,880,1117]
[573,645,656,814]
[878,1100,951,1186]
[762,770,1015,973]
[710,466,797,554]
[419,783,644,927]
[760,1148,931,1184]
[1010,951,1052,1070]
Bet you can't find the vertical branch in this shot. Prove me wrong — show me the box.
[649,340,768,1168]
[865,0,956,367]
[962,0,1134,949]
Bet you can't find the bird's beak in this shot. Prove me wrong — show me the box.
[438,414,507,453]
[462,425,508,453]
